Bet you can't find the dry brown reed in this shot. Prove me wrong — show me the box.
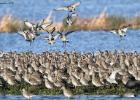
[0,15,22,32]
[0,12,140,33]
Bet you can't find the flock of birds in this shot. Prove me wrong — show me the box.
[18,2,81,46]
[0,1,132,49]
[17,1,131,47]
[0,50,140,99]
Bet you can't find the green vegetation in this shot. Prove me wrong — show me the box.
[0,84,139,95]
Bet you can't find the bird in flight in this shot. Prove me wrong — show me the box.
[18,30,36,45]
[57,30,75,46]
[44,27,59,45]
[54,2,81,12]
[110,24,131,38]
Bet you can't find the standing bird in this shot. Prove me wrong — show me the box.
[54,2,81,12]
[21,88,34,99]
[106,69,121,84]
[61,86,73,98]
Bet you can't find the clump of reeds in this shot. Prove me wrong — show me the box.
[0,15,22,32]
[1,13,140,33]
[130,16,140,29]
[106,16,126,30]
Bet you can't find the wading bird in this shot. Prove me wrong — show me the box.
[22,88,34,99]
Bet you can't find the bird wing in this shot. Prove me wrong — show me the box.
[110,30,118,35]
[18,31,29,40]
[54,34,60,40]
[41,22,53,30]
[24,21,34,28]
[121,27,128,33]
[18,31,25,35]
[44,11,53,23]
[44,36,49,40]
[37,19,45,26]
[50,27,56,34]
[54,7,68,11]
[57,29,64,35]
[72,2,81,8]
[65,30,75,36]
[109,69,120,79]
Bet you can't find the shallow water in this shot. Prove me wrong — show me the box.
[0,30,140,53]
[0,95,139,100]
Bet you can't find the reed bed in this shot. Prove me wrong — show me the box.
[0,15,22,32]
[0,13,140,33]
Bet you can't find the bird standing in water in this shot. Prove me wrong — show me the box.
[61,86,73,98]
[21,88,34,99]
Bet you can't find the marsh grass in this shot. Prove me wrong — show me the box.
[131,16,140,29]
[0,15,23,32]
[0,13,140,33]
[105,16,126,30]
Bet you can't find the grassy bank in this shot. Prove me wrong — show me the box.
[0,84,139,95]
[0,13,140,33]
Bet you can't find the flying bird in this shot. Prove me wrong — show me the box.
[18,30,36,45]
[58,30,75,46]
[24,20,40,36]
[44,27,59,45]
[65,12,78,26]
[110,25,131,38]
[54,2,81,12]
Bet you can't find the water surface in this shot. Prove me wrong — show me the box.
[0,95,140,100]
[0,30,139,53]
